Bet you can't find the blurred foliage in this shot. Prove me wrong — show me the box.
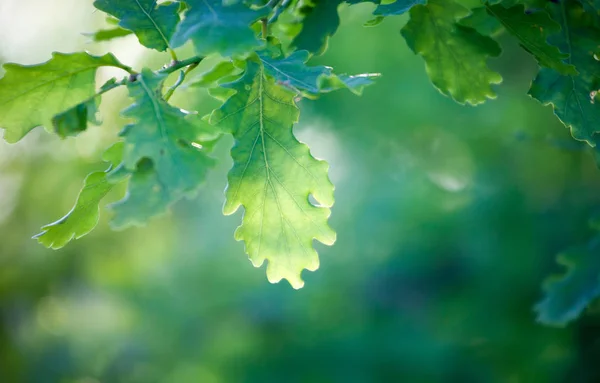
[2,1,600,382]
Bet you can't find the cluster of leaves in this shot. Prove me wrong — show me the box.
[1,0,600,323]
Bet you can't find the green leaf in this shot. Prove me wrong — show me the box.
[373,0,425,16]
[536,236,600,326]
[188,61,241,88]
[401,0,503,105]
[259,50,379,97]
[485,4,577,75]
[0,52,131,143]
[528,0,600,144]
[292,0,343,55]
[84,26,134,42]
[360,0,425,26]
[93,0,180,52]
[459,6,503,36]
[170,0,268,56]
[109,69,216,228]
[51,78,122,139]
[577,0,600,17]
[34,143,125,249]
[52,98,99,139]
[211,59,336,289]
[319,73,380,95]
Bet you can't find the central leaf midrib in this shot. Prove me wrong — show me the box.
[133,0,173,50]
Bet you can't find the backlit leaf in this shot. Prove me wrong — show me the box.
[259,50,379,97]
[211,59,336,288]
[0,52,131,143]
[34,143,125,249]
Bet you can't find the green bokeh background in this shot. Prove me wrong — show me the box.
[2,1,600,382]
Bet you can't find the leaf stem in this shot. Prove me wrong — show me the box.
[168,48,179,62]
[261,18,268,39]
[159,56,204,75]
[98,78,129,95]
[164,61,200,101]
[91,56,204,101]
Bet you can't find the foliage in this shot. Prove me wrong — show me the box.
[2,0,600,325]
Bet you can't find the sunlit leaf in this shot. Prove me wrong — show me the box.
[259,50,378,97]
[34,143,125,249]
[0,52,131,143]
[211,59,336,288]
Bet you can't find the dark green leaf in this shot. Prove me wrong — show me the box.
[402,0,503,105]
[536,236,600,326]
[528,0,600,144]
[486,4,577,75]
[292,0,343,55]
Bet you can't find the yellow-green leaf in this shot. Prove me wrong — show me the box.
[211,60,336,289]
[0,52,130,143]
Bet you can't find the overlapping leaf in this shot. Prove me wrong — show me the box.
[401,0,502,105]
[109,69,216,228]
[171,0,268,56]
[0,52,130,143]
[485,4,576,75]
[459,7,503,36]
[211,60,336,289]
[52,78,122,138]
[536,234,600,326]
[258,50,379,97]
[374,0,425,16]
[35,143,125,249]
[93,0,180,51]
[528,0,600,144]
[188,61,241,88]
[292,0,343,55]
[84,26,134,43]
